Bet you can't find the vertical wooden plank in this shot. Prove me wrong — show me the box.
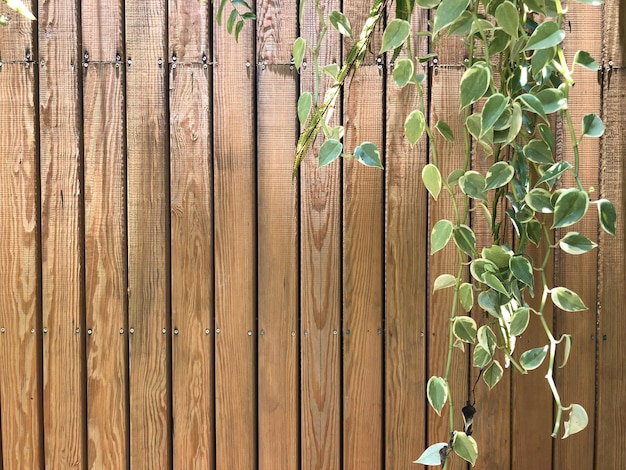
[38,0,85,466]
[342,65,384,468]
[81,0,128,468]
[213,5,257,468]
[169,1,214,467]
[553,3,602,468]
[596,1,626,467]
[0,7,42,467]
[256,1,299,468]
[427,67,467,470]
[299,0,342,467]
[384,8,429,469]
[125,0,169,467]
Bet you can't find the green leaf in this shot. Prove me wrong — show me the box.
[559,334,572,368]
[405,109,426,147]
[453,224,477,256]
[460,62,491,108]
[427,376,448,415]
[563,404,589,439]
[322,63,340,80]
[505,102,523,144]
[524,20,565,51]
[483,360,503,389]
[433,0,471,34]
[447,168,464,185]
[422,163,442,200]
[552,189,589,229]
[392,58,414,88]
[226,8,238,34]
[380,19,411,54]
[297,92,312,126]
[509,256,534,289]
[459,282,474,312]
[317,139,343,168]
[453,432,478,466]
[354,142,382,168]
[485,161,514,190]
[414,443,448,465]
[5,0,36,20]
[517,93,548,121]
[481,93,508,137]
[293,37,306,70]
[483,272,508,296]
[526,219,542,246]
[471,258,496,283]
[551,286,587,311]
[531,46,556,74]
[581,113,605,138]
[597,199,616,235]
[536,88,567,114]
[523,139,554,164]
[525,0,546,12]
[329,10,352,37]
[559,232,597,254]
[478,325,497,355]
[495,1,519,38]
[573,50,599,70]
[520,345,548,370]
[510,307,530,336]
[525,188,554,213]
[459,171,487,201]
[431,219,454,254]
[538,123,555,151]
[416,0,442,7]
[454,316,477,343]
[482,245,511,268]
[473,343,492,367]
[536,161,571,187]
[434,273,457,292]
[234,20,245,41]
[435,120,455,141]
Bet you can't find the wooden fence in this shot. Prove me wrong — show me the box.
[0,0,623,468]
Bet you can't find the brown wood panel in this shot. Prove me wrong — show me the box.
[510,240,554,469]
[124,0,170,467]
[257,66,299,470]
[38,0,85,466]
[384,9,429,469]
[596,1,626,466]
[553,4,602,467]
[426,67,467,470]
[81,0,128,468]
[256,3,299,468]
[342,65,384,469]
[212,6,257,469]
[0,62,42,469]
[299,1,342,468]
[169,1,214,468]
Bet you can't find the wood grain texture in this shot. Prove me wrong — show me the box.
[342,65,384,469]
[38,0,85,466]
[81,0,127,467]
[511,240,554,470]
[212,3,257,468]
[169,1,214,468]
[0,64,42,469]
[427,67,467,470]
[125,0,170,467]
[384,9,429,469]
[257,66,299,470]
[299,1,342,468]
[596,2,626,466]
[553,3,602,467]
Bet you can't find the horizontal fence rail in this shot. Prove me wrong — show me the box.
[0,0,624,469]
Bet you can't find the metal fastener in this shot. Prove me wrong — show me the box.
[129,327,135,334]
[205,328,210,335]
[291,331,296,337]
[0,327,5,333]
[162,328,166,334]
[260,329,265,336]
[333,330,337,335]
[119,328,124,334]
[174,328,179,335]
[247,330,253,336]
[345,329,350,335]
[215,328,221,334]
[87,329,93,335]
[43,327,48,334]
[31,328,35,334]
[75,328,80,334]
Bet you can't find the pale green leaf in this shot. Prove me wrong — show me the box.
[405,109,426,146]
[317,139,343,168]
[478,325,497,355]
[559,232,597,254]
[414,443,448,465]
[481,93,508,137]
[453,224,477,256]
[597,199,616,236]
[459,282,474,312]
[581,113,605,138]
[460,62,491,108]
[482,245,511,268]
[454,316,477,343]
[524,21,565,51]
[435,120,455,141]
[392,58,414,88]
[434,273,457,292]
[536,88,567,113]
[427,376,448,415]
[422,163,442,200]
[380,19,411,54]
[510,307,530,336]
[551,286,587,312]
[297,92,312,126]
[354,142,382,168]
[431,219,454,254]
[509,256,534,289]
[473,343,492,367]
[552,188,589,229]
[485,161,514,190]
[329,10,352,37]
[6,0,36,20]
[520,345,548,370]
[459,171,487,201]
[559,334,572,368]
[525,188,553,213]
[523,139,554,164]
[433,0,471,34]
[536,161,571,187]
[573,50,599,70]
[563,404,589,439]
[483,272,508,296]
[495,1,518,38]
[322,63,340,80]
[293,37,306,70]
[483,360,503,389]
[453,432,478,466]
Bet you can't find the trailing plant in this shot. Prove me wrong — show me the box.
[286,0,617,467]
[0,0,35,25]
